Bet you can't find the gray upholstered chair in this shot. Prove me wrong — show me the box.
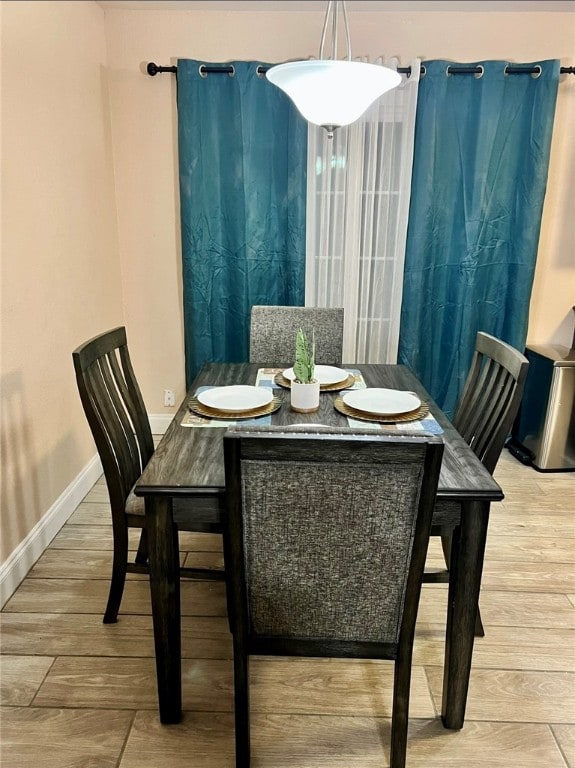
[249,305,344,365]
[427,331,529,635]
[223,426,444,768]
[73,327,224,624]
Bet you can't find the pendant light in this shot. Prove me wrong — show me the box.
[266,0,401,138]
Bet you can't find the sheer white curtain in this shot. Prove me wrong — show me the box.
[305,57,421,363]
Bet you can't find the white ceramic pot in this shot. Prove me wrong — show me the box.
[290,379,320,413]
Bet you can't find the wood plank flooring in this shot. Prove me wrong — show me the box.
[1,450,574,767]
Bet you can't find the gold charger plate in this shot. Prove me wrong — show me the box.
[188,395,282,421]
[274,372,356,392]
[333,396,430,424]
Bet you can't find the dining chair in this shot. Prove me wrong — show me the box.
[427,331,529,635]
[223,425,444,768]
[72,326,224,624]
[249,305,344,365]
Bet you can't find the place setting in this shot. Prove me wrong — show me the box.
[274,364,356,391]
[334,387,431,424]
[187,384,283,422]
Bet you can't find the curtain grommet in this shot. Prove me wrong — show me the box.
[199,64,235,78]
[446,65,484,78]
[504,64,542,78]
[256,65,266,78]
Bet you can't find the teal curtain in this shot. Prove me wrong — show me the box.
[177,60,307,384]
[398,60,559,418]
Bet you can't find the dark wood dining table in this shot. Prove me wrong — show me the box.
[135,361,503,728]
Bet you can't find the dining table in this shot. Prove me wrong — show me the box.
[134,361,503,728]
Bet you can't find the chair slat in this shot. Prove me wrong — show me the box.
[101,350,142,478]
[461,359,502,448]
[473,371,514,460]
[80,363,124,512]
[116,345,155,462]
[101,355,138,481]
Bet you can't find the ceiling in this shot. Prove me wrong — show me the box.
[96,1,575,12]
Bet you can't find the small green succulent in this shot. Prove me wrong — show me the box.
[293,328,315,384]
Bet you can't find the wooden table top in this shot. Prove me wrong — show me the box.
[135,362,503,504]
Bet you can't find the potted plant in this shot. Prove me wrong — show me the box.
[290,328,320,413]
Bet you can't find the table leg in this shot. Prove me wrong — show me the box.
[145,496,182,724]
[441,500,490,729]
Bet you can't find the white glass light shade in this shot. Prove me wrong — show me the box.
[266,60,401,131]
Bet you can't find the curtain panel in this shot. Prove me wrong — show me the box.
[305,58,421,364]
[177,60,307,385]
[398,60,560,417]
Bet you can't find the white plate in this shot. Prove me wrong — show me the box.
[342,388,421,416]
[197,385,273,413]
[282,365,349,386]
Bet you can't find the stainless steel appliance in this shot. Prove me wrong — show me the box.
[508,343,575,471]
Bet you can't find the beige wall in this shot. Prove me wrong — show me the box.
[105,6,575,416]
[1,1,122,562]
[1,2,574,571]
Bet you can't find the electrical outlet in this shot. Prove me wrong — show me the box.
[163,389,176,407]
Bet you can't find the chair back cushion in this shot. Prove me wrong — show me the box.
[224,428,443,650]
[249,305,344,365]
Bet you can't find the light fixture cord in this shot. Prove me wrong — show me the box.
[342,1,352,61]
[319,1,352,62]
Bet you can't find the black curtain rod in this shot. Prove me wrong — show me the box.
[147,62,575,78]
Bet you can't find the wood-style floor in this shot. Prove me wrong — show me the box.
[1,449,574,767]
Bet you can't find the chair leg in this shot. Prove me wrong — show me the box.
[104,529,129,624]
[104,562,127,624]
[443,532,485,637]
[440,533,452,569]
[475,606,485,637]
[233,641,250,768]
[135,527,149,565]
[389,655,412,768]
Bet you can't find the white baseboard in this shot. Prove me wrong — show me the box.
[0,454,103,609]
[1,416,172,608]
[149,413,174,435]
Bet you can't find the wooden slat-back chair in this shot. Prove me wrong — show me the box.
[427,331,529,635]
[73,326,223,624]
[249,305,344,365]
[223,426,444,768]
